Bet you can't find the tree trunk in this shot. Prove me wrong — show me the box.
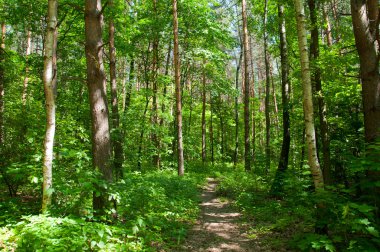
[294,0,324,190]
[308,0,331,185]
[351,0,380,195]
[271,4,291,196]
[210,96,214,164]
[264,0,271,173]
[201,60,207,164]
[109,0,123,179]
[322,4,333,46]
[241,0,251,171]
[42,0,58,213]
[172,0,184,176]
[85,0,112,213]
[234,46,242,167]
[22,30,32,106]
[0,23,5,150]
[124,57,134,111]
[351,0,380,143]
[161,42,171,122]
[152,0,160,168]
[249,36,256,162]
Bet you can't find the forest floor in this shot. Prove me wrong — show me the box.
[178,178,271,252]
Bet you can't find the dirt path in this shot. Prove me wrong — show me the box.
[179,178,254,252]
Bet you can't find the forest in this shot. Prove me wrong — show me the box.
[0,0,379,251]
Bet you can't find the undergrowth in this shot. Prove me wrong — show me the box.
[215,166,380,252]
[0,170,206,251]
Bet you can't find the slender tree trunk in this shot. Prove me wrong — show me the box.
[161,42,171,122]
[109,0,123,179]
[85,0,112,213]
[137,96,150,170]
[42,0,58,213]
[249,37,256,162]
[124,57,134,111]
[264,0,271,173]
[241,0,251,171]
[308,0,331,185]
[172,0,184,176]
[322,4,333,46]
[294,0,324,190]
[234,47,242,166]
[210,96,214,164]
[22,30,31,106]
[152,0,160,168]
[0,23,5,150]
[201,60,207,164]
[351,0,380,194]
[271,4,291,196]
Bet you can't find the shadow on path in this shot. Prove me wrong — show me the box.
[178,178,254,252]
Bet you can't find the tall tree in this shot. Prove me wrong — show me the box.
[308,0,331,184]
[351,0,380,192]
[109,0,123,179]
[22,30,31,106]
[85,0,113,212]
[42,0,58,213]
[294,0,324,190]
[271,4,291,196]
[241,0,251,171]
[0,23,5,150]
[263,0,271,173]
[351,1,380,144]
[152,0,160,168]
[201,60,207,164]
[172,0,184,176]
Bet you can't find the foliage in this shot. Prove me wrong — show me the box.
[0,170,204,251]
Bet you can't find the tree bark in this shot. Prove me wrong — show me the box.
[241,0,251,171]
[0,23,5,149]
[85,0,112,213]
[22,30,32,106]
[172,0,184,176]
[234,46,242,167]
[271,4,291,196]
[152,0,160,168]
[109,0,123,179]
[308,0,331,185]
[264,0,271,173]
[202,60,207,164]
[42,0,58,213]
[322,4,333,46]
[351,0,380,194]
[294,0,324,190]
[351,0,380,143]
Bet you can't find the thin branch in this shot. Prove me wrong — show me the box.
[98,1,109,17]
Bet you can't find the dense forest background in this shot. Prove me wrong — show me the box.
[0,0,379,251]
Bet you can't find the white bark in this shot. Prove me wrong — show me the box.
[42,0,58,213]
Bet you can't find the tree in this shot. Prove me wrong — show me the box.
[294,0,324,190]
[172,0,184,176]
[351,1,380,144]
[308,0,331,184]
[201,60,207,164]
[271,3,290,196]
[263,0,271,173]
[0,22,4,151]
[109,0,123,179]
[351,0,380,195]
[241,0,251,171]
[85,0,113,212]
[42,0,58,213]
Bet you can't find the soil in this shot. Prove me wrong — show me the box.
[178,178,257,252]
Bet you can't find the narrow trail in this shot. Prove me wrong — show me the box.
[179,178,255,252]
